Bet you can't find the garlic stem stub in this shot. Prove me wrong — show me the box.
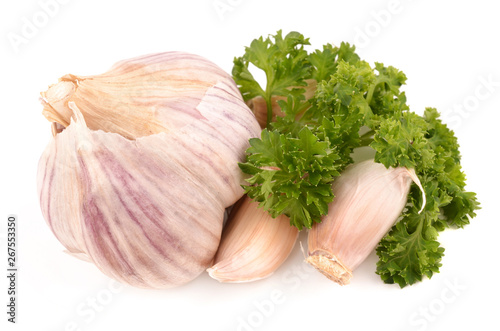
[307,159,424,285]
[37,52,261,289]
[208,196,299,283]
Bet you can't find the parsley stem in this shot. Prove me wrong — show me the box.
[365,84,376,105]
[365,77,386,105]
[265,95,273,127]
[359,129,375,147]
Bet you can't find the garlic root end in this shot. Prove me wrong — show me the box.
[306,252,352,285]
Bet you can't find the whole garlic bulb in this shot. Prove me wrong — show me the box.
[37,52,261,289]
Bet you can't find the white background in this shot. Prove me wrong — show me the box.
[1,1,499,330]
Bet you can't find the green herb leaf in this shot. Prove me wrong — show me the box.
[373,109,480,285]
[376,212,445,288]
[232,30,311,126]
[309,42,360,83]
[240,127,341,230]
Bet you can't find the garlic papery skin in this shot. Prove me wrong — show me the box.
[41,52,254,140]
[37,52,261,289]
[307,159,421,285]
[207,196,299,283]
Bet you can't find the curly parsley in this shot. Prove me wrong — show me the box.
[233,30,480,287]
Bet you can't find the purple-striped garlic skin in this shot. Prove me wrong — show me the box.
[37,52,261,288]
[307,159,416,285]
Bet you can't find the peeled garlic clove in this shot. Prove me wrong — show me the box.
[207,196,299,283]
[38,52,261,288]
[307,159,423,285]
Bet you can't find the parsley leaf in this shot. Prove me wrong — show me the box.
[372,109,480,286]
[376,211,444,287]
[239,127,341,230]
[309,42,360,83]
[232,30,311,126]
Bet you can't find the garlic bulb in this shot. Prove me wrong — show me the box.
[37,52,261,289]
[207,196,298,282]
[307,159,424,285]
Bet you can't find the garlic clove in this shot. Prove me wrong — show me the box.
[207,196,299,283]
[37,115,87,257]
[307,159,421,285]
[40,103,226,288]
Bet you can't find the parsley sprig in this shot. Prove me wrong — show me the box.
[233,30,480,287]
